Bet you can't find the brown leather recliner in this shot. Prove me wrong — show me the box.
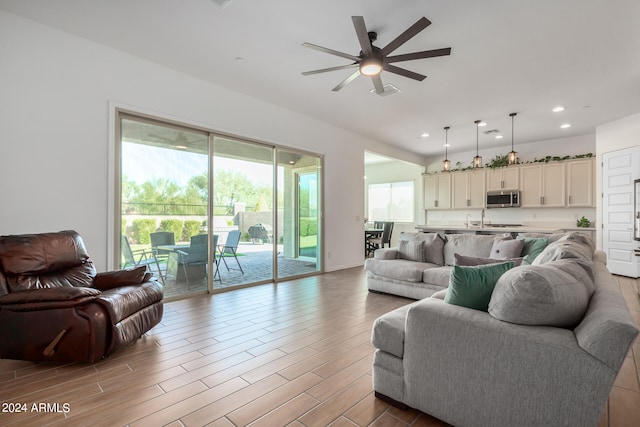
[0,230,163,363]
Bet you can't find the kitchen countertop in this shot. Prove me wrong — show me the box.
[415,224,596,234]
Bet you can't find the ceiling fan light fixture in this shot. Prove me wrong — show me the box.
[359,58,382,76]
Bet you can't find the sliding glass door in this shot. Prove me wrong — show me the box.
[277,149,322,279]
[117,113,322,298]
[212,136,274,289]
[119,116,210,298]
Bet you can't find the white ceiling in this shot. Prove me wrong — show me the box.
[2,0,639,157]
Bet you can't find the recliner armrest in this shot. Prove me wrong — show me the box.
[0,287,100,311]
[93,265,151,291]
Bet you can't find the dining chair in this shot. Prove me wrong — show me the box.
[120,235,165,285]
[218,230,244,274]
[367,221,394,256]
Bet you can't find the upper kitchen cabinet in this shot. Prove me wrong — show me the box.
[452,170,486,209]
[520,163,566,207]
[566,158,596,207]
[424,173,451,210]
[486,167,519,191]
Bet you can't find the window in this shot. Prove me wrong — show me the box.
[367,181,414,222]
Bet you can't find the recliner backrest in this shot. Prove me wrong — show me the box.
[0,230,96,293]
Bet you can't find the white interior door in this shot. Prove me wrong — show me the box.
[602,147,640,277]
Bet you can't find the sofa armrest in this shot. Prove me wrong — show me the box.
[374,248,398,259]
[0,287,100,311]
[401,298,615,427]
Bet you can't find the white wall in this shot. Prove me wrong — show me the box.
[0,11,427,272]
[595,112,640,249]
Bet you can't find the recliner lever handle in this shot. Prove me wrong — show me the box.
[43,329,67,357]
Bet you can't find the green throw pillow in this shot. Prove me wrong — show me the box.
[517,237,548,264]
[444,262,514,312]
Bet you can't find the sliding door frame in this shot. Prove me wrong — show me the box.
[109,103,324,296]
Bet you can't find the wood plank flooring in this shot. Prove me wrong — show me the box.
[1,267,639,426]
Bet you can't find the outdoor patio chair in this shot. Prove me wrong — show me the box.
[150,231,175,280]
[218,230,244,274]
[171,234,221,286]
[120,235,165,285]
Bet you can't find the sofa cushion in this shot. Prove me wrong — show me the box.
[455,253,523,267]
[531,233,594,265]
[490,238,524,259]
[364,258,435,282]
[444,261,514,312]
[517,237,548,264]
[399,232,444,265]
[422,266,453,287]
[488,259,595,327]
[398,240,425,262]
[443,234,497,266]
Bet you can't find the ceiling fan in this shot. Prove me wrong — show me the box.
[301,16,451,94]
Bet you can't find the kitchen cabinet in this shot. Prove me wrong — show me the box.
[452,170,485,209]
[486,167,519,191]
[566,158,595,207]
[520,163,565,207]
[424,173,451,209]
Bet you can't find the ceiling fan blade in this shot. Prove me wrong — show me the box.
[352,16,373,56]
[332,70,361,92]
[383,64,426,81]
[302,42,361,62]
[371,75,384,94]
[302,63,358,76]
[382,17,431,56]
[386,47,452,63]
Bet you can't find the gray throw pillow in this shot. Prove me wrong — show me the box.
[490,238,524,259]
[455,253,523,267]
[488,260,595,328]
[398,240,425,262]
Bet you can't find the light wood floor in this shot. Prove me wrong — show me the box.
[1,267,639,427]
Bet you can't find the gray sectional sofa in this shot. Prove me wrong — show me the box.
[369,232,639,426]
[365,232,522,299]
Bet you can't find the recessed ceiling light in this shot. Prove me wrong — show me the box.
[421,133,429,138]
[495,135,503,139]
[553,106,565,113]
[478,122,487,127]
[175,145,188,149]
[443,143,451,147]
[560,123,571,129]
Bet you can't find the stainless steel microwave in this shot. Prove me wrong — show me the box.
[486,190,520,208]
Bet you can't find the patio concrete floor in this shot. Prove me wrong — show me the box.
[161,242,318,298]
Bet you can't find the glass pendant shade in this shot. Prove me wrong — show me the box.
[473,120,482,168]
[508,112,518,165]
[442,126,450,172]
[473,155,482,168]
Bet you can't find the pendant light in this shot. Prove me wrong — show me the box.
[442,126,451,172]
[473,120,482,168]
[508,112,518,165]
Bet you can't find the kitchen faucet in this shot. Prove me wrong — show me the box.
[481,208,485,228]
[466,213,471,228]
